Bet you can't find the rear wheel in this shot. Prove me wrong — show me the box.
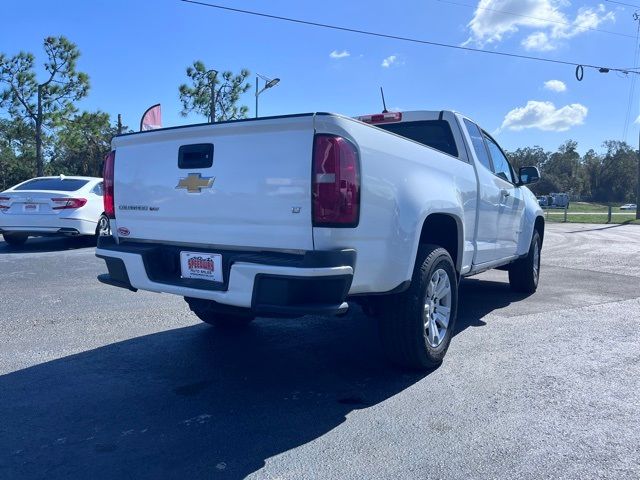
[378,244,458,370]
[508,230,541,293]
[184,297,255,329]
[3,233,28,247]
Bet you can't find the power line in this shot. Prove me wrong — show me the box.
[606,0,640,9]
[180,0,640,76]
[438,0,637,40]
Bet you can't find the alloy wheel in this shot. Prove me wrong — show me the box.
[423,268,452,348]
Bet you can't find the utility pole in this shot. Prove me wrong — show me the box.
[210,81,215,123]
[637,130,640,219]
[35,85,43,177]
[635,14,640,219]
[117,114,122,135]
[255,76,259,118]
[629,12,640,219]
[208,70,218,123]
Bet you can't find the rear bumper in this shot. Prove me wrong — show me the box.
[0,226,84,237]
[0,216,96,236]
[96,237,355,317]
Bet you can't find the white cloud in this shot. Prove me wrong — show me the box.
[544,79,567,92]
[466,0,563,45]
[381,55,397,68]
[522,32,555,51]
[568,4,615,38]
[500,100,587,132]
[329,50,350,59]
[464,1,615,51]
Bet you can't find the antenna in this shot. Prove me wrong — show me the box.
[380,87,389,113]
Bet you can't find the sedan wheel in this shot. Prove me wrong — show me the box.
[96,215,111,237]
[2,233,28,247]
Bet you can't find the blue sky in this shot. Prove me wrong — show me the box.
[1,0,639,153]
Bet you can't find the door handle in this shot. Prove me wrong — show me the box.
[500,189,510,197]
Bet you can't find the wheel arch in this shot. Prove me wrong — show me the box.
[534,215,545,246]
[416,213,463,275]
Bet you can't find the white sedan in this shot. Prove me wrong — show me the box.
[620,203,637,211]
[0,175,109,247]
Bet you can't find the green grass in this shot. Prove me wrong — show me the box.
[543,201,626,213]
[545,213,639,224]
[541,201,638,223]
[566,202,609,213]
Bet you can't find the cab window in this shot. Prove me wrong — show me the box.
[483,134,515,184]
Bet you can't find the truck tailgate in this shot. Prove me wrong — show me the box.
[112,115,315,251]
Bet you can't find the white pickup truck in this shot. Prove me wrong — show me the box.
[96,110,543,369]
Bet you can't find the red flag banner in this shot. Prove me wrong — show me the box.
[140,104,161,131]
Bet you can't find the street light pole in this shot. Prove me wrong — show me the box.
[255,73,280,118]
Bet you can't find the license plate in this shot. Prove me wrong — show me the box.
[180,251,223,282]
[23,203,39,212]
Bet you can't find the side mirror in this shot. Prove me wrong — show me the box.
[518,166,540,186]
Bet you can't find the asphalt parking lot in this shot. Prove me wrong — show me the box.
[0,223,639,479]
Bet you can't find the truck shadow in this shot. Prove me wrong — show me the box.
[0,278,516,479]
[455,277,531,335]
[0,315,424,479]
[565,222,635,233]
[0,235,96,254]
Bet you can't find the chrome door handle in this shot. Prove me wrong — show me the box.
[500,189,510,197]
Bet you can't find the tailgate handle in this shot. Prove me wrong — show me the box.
[178,143,214,169]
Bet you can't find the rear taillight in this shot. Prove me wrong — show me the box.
[0,196,9,211]
[103,150,115,219]
[51,198,87,209]
[358,112,402,124]
[312,134,360,227]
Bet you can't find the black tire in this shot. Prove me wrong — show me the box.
[3,233,28,247]
[95,214,111,237]
[508,230,541,294]
[184,297,254,329]
[378,244,458,370]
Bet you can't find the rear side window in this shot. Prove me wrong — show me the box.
[463,119,493,171]
[378,120,459,157]
[14,178,89,192]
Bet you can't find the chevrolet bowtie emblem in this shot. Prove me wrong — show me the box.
[175,173,215,193]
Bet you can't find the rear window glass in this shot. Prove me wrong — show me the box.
[378,120,459,157]
[14,178,89,192]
